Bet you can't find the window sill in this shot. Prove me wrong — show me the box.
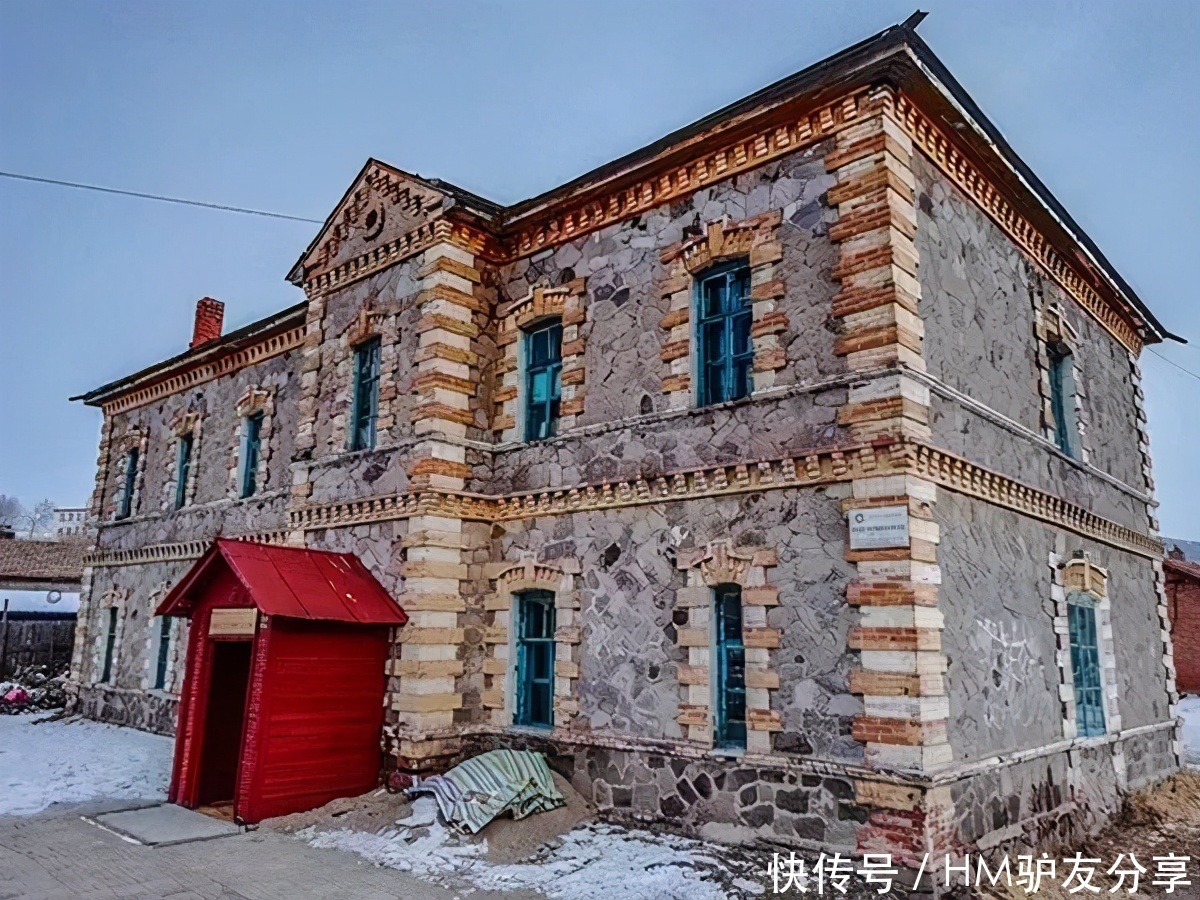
[708,747,746,761]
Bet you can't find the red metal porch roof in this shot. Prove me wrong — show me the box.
[156,539,408,625]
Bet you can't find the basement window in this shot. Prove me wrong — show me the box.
[1068,594,1106,738]
[514,590,556,729]
[174,433,194,510]
[713,584,747,750]
[239,412,264,498]
[116,448,139,520]
[523,320,562,442]
[350,337,382,451]
[696,261,753,407]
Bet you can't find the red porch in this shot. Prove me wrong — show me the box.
[156,539,407,824]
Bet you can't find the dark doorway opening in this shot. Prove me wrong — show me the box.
[197,640,252,808]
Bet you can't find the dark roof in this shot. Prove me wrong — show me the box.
[156,539,408,625]
[72,302,307,407]
[1166,555,1200,583]
[0,539,86,584]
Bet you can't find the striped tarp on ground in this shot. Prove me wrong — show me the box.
[407,749,565,834]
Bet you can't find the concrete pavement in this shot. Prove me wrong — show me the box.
[0,799,544,899]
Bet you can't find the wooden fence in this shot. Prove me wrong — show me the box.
[0,613,75,678]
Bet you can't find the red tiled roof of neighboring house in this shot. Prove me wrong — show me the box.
[0,539,86,584]
[1165,555,1200,583]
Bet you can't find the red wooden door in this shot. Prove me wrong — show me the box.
[236,618,390,822]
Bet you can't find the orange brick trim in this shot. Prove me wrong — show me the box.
[658,211,788,409]
[673,541,781,752]
[494,279,588,440]
[101,323,304,417]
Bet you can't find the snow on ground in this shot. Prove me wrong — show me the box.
[0,714,172,816]
[1180,694,1200,766]
[303,795,763,899]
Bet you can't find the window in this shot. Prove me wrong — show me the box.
[514,590,556,728]
[153,616,172,690]
[713,584,747,749]
[351,337,382,451]
[1068,595,1105,738]
[174,433,194,510]
[239,412,264,498]
[523,320,562,441]
[696,261,753,407]
[116,448,139,520]
[101,607,118,684]
[1048,341,1079,458]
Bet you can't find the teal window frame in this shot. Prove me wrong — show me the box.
[174,433,194,510]
[116,448,139,520]
[523,320,562,442]
[1068,594,1106,738]
[101,607,118,684]
[153,616,171,690]
[1048,342,1079,458]
[239,412,264,499]
[350,337,382,451]
[514,590,556,729]
[695,260,753,407]
[713,584,747,750]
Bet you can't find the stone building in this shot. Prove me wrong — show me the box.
[69,20,1180,863]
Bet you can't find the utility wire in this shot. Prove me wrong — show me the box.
[0,169,323,224]
[1148,348,1200,383]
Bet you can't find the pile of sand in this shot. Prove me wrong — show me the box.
[264,770,595,864]
[264,787,415,835]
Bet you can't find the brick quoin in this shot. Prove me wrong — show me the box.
[1165,553,1200,694]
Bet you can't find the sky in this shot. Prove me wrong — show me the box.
[0,0,1197,536]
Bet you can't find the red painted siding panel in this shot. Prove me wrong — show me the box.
[237,618,390,822]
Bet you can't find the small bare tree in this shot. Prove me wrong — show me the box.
[27,499,55,538]
[0,495,23,530]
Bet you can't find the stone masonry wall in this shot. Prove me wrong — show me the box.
[914,153,1148,502]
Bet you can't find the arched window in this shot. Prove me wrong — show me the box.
[1067,591,1105,737]
[713,583,746,749]
[696,260,753,406]
[523,319,563,441]
[1047,339,1079,458]
[514,590,556,728]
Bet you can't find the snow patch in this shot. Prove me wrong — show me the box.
[0,714,172,816]
[1180,695,1200,766]
[305,795,751,899]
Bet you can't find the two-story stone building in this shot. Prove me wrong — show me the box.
[69,19,1180,861]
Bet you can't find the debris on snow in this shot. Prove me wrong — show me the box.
[0,714,172,816]
[0,664,68,714]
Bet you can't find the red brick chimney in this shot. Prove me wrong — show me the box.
[191,297,225,348]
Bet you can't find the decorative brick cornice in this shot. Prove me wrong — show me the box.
[892,92,1144,354]
[507,91,871,257]
[283,438,1163,559]
[84,531,289,569]
[301,218,495,298]
[101,325,305,416]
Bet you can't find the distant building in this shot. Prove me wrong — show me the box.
[54,507,90,541]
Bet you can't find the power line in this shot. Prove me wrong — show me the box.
[0,169,323,224]
[1148,348,1200,383]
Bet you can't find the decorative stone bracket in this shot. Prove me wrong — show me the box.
[658,211,788,408]
[673,540,782,752]
[494,278,589,440]
[481,556,583,729]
